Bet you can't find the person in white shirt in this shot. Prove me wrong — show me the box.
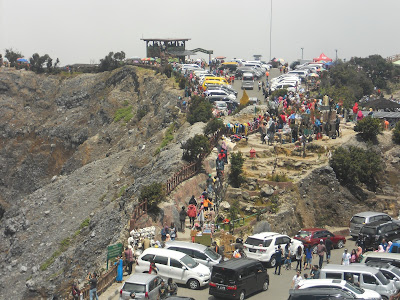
[341,249,351,265]
[291,271,303,289]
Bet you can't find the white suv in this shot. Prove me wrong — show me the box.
[243,232,303,267]
[297,279,382,299]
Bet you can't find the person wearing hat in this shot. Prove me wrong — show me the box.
[316,239,326,269]
[341,248,351,265]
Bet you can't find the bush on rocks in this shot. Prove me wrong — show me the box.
[393,121,400,144]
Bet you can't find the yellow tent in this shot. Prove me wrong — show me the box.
[240,90,249,106]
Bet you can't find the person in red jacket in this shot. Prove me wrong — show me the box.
[187,204,197,227]
[352,103,359,122]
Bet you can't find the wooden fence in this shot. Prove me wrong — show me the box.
[67,265,117,299]
[129,198,148,232]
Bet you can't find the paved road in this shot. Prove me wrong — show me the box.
[178,237,356,300]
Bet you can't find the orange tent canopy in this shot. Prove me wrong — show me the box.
[313,53,332,62]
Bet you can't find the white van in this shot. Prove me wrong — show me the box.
[241,72,255,90]
[135,248,211,290]
[320,264,398,299]
[287,70,308,79]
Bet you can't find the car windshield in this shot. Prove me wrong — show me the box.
[389,267,400,278]
[211,268,236,285]
[245,237,271,247]
[351,216,366,225]
[296,231,311,238]
[205,247,220,260]
[122,282,146,293]
[377,272,390,285]
[344,282,364,294]
[360,226,377,235]
[181,255,199,269]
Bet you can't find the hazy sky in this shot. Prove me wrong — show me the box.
[1,0,400,65]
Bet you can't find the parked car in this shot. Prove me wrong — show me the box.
[205,89,236,101]
[209,258,269,300]
[320,264,397,299]
[360,252,400,269]
[349,212,392,239]
[293,228,346,253]
[388,240,400,253]
[296,279,382,299]
[288,288,358,299]
[207,84,238,96]
[135,248,211,290]
[241,72,254,90]
[165,241,222,269]
[243,232,303,267]
[357,220,400,250]
[119,273,162,300]
[365,261,400,289]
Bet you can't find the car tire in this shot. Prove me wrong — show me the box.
[382,296,389,300]
[187,278,200,290]
[337,240,344,249]
[269,256,277,268]
[239,290,245,300]
[262,280,269,291]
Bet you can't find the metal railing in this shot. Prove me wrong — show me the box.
[129,198,148,231]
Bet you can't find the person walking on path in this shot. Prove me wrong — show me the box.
[161,226,169,242]
[167,278,178,296]
[304,244,313,270]
[335,116,340,137]
[317,240,326,269]
[274,245,283,275]
[341,249,351,265]
[284,243,292,270]
[179,206,186,233]
[124,247,134,275]
[206,174,214,197]
[115,255,123,282]
[158,280,168,299]
[291,271,303,289]
[71,282,81,300]
[295,245,303,271]
[187,204,197,227]
[325,236,333,264]
[88,272,99,300]
[169,222,177,241]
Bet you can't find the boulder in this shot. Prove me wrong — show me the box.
[242,191,250,201]
[260,185,274,197]
[253,221,271,234]
[219,201,231,211]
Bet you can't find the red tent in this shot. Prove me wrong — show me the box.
[313,53,333,62]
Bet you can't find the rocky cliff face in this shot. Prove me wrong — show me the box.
[0,66,199,299]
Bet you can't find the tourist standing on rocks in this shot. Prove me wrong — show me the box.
[87,272,98,300]
[124,246,134,275]
[115,255,123,283]
[206,174,214,197]
[335,116,340,137]
[170,222,177,241]
[71,282,81,300]
[317,240,326,269]
[179,206,186,232]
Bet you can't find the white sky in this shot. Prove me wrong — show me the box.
[1,0,400,65]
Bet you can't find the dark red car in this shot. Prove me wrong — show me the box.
[293,228,346,253]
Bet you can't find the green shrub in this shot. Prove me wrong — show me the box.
[330,146,382,189]
[179,78,186,89]
[137,106,148,121]
[204,118,224,135]
[186,96,213,125]
[114,106,133,123]
[79,218,90,229]
[354,116,382,141]
[181,134,210,162]
[139,182,166,212]
[393,121,400,144]
[229,199,240,221]
[268,173,290,182]
[229,152,245,188]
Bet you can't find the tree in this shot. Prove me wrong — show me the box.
[354,116,382,141]
[181,134,210,162]
[290,61,300,70]
[186,96,213,125]
[5,48,23,67]
[139,182,165,213]
[29,53,50,73]
[229,151,245,188]
[46,57,53,72]
[113,51,126,62]
[392,121,400,144]
[330,146,382,190]
[204,118,224,135]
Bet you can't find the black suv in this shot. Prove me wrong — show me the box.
[357,220,400,250]
[288,288,357,299]
[209,258,269,300]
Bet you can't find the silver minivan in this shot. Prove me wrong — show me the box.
[241,72,254,90]
[349,212,392,239]
[119,273,162,300]
[165,241,222,269]
[320,264,398,299]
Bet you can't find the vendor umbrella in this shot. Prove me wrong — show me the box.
[215,56,226,60]
[17,58,29,63]
[308,73,319,77]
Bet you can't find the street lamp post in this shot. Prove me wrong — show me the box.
[269,0,273,61]
[335,49,338,62]
[301,48,304,60]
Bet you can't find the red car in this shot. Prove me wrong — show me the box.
[293,228,346,253]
